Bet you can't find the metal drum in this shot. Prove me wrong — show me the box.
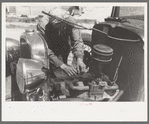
[92,44,113,63]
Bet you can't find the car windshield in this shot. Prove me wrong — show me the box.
[119,6,144,30]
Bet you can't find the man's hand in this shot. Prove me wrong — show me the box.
[60,64,77,76]
[76,58,86,74]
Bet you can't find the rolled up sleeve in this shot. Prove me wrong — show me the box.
[68,17,84,59]
[71,28,84,59]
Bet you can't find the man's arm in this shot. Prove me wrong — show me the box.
[71,28,84,59]
[68,17,84,59]
[48,49,77,76]
[48,48,63,67]
[71,28,86,73]
[67,17,86,73]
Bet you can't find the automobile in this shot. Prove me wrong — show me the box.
[6,6,144,101]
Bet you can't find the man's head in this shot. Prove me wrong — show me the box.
[48,8,70,24]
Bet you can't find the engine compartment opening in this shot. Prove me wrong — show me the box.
[92,23,144,101]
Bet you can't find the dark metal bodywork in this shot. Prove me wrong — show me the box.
[91,6,144,101]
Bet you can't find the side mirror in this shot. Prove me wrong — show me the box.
[16,58,47,94]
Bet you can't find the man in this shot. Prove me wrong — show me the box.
[37,8,86,76]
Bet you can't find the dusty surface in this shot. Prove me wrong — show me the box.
[6,76,11,101]
[6,28,26,40]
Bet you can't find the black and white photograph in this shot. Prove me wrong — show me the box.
[2,2,147,121]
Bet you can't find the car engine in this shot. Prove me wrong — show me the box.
[15,27,127,101]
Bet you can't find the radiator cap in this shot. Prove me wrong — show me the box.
[25,29,35,34]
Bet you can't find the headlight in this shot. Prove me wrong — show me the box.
[16,58,47,94]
